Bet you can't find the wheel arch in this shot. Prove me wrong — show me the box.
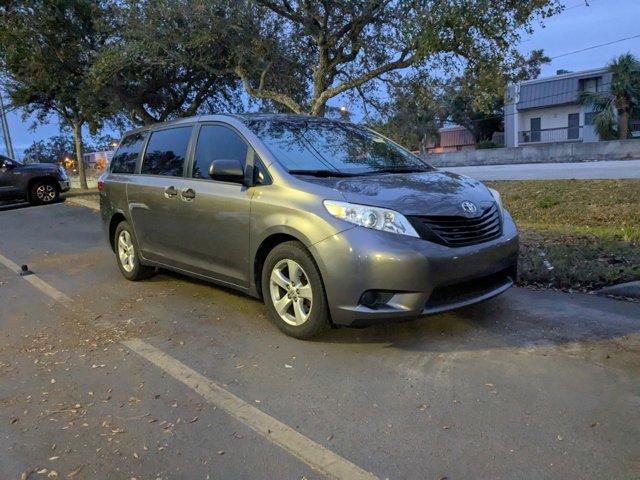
[108,212,127,252]
[252,223,327,300]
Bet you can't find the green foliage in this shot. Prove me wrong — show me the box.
[23,135,75,164]
[92,0,243,125]
[0,0,112,188]
[22,132,118,164]
[369,79,441,151]
[237,0,562,115]
[476,140,498,149]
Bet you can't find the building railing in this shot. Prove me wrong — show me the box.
[519,126,582,144]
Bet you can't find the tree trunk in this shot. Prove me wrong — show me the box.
[72,121,88,189]
[618,109,629,140]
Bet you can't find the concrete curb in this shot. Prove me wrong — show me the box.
[65,197,99,212]
[596,281,640,300]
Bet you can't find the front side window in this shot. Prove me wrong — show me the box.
[192,125,248,179]
[244,118,430,175]
[111,132,145,174]
[141,126,192,177]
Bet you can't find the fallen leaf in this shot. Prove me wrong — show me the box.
[66,466,82,479]
[217,450,225,455]
[189,416,198,423]
[285,364,293,369]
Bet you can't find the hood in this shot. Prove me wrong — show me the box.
[298,170,495,216]
[17,162,59,173]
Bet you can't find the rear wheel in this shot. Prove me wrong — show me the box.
[114,221,154,281]
[30,180,59,205]
[261,241,330,339]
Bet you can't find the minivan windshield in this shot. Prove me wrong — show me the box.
[244,118,432,175]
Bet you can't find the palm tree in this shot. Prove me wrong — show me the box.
[579,53,640,140]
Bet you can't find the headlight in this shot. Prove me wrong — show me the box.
[323,200,419,237]
[488,188,504,218]
[58,165,68,179]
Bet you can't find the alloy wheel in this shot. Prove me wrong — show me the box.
[36,184,56,202]
[117,230,136,273]
[269,259,313,326]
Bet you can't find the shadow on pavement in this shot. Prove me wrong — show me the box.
[146,268,640,355]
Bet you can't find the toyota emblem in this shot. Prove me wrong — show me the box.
[461,201,477,214]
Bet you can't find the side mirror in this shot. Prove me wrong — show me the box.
[208,159,245,184]
[1,160,14,170]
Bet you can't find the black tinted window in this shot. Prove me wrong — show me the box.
[141,127,192,177]
[111,133,145,174]
[192,125,248,179]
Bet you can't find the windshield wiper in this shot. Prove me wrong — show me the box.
[287,169,358,177]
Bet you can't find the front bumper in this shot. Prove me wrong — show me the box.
[310,211,519,326]
[59,179,71,192]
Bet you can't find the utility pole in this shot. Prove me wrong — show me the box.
[0,93,16,159]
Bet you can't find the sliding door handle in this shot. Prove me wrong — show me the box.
[164,186,178,198]
[181,188,196,200]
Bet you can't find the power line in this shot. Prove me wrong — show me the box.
[549,33,640,60]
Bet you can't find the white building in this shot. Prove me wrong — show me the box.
[504,67,612,148]
[83,150,114,168]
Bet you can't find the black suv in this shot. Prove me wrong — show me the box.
[0,155,70,205]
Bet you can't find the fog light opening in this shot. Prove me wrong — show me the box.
[359,290,394,309]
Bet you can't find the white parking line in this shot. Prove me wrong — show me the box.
[0,251,379,480]
[123,338,378,480]
[0,252,73,305]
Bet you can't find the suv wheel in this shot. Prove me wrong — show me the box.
[262,241,330,339]
[114,221,154,281]
[30,180,59,205]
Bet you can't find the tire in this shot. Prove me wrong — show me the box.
[30,180,60,205]
[261,241,330,339]
[113,221,154,281]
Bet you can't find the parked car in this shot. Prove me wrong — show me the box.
[0,155,70,205]
[99,114,518,339]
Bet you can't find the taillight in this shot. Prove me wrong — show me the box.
[97,180,105,191]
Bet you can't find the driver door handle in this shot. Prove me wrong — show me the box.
[164,186,178,198]
[181,188,196,200]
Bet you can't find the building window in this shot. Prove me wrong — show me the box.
[584,112,597,125]
[580,77,601,93]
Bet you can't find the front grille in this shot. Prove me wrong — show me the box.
[408,204,502,247]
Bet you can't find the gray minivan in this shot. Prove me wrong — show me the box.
[100,114,518,338]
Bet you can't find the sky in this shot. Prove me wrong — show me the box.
[2,0,640,158]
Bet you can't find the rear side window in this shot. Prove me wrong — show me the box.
[192,125,248,179]
[111,132,145,174]
[141,126,192,177]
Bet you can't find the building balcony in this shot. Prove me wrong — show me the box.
[519,126,582,144]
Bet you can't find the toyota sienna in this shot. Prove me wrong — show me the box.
[100,114,519,338]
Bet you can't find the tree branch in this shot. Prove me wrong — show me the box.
[311,53,415,115]
[235,66,303,114]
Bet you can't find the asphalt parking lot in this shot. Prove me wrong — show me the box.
[1,202,639,479]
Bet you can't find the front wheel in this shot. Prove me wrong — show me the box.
[30,180,59,205]
[261,241,330,339]
[114,221,154,281]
